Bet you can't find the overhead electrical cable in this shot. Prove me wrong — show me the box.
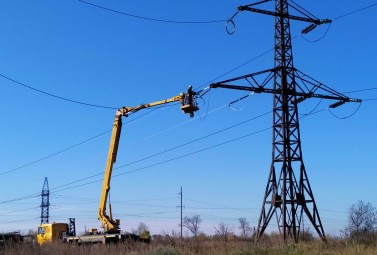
[1,105,351,205]
[0,206,39,216]
[184,198,257,213]
[78,1,377,25]
[0,217,40,224]
[363,98,377,101]
[47,113,272,193]
[3,3,374,228]
[116,211,178,217]
[328,103,362,120]
[0,91,254,178]
[0,106,163,176]
[116,111,272,169]
[0,130,111,176]
[49,110,272,192]
[129,104,229,146]
[300,22,332,43]
[196,48,275,90]
[3,38,365,177]
[1,2,373,113]
[299,2,377,42]
[3,1,375,203]
[333,2,377,20]
[0,100,271,204]
[197,1,377,89]
[0,73,118,109]
[78,0,227,24]
[0,107,344,205]
[51,125,273,193]
[343,87,377,94]
[0,193,40,205]
[3,0,372,115]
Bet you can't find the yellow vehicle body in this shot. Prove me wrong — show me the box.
[37,223,68,245]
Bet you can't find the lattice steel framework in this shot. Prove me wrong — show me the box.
[69,218,76,236]
[209,0,361,242]
[257,0,323,242]
[40,177,50,224]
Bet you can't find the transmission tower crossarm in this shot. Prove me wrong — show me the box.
[210,83,362,103]
[238,5,321,24]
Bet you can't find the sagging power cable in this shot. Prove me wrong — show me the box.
[0,106,340,205]
[0,73,118,109]
[78,0,227,24]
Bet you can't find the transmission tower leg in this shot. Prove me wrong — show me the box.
[255,165,278,240]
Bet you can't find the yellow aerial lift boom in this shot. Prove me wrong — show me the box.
[37,87,198,245]
[98,86,198,233]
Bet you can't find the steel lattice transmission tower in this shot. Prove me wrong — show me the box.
[69,218,76,236]
[40,177,50,224]
[209,0,361,242]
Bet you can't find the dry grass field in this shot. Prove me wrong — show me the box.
[1,235,377,255]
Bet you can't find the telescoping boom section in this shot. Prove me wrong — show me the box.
[98,86,198,233]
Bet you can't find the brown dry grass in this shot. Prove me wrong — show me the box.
[0,236,376,255]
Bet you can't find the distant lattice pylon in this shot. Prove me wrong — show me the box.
[40,177,50,224]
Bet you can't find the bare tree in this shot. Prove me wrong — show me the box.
[182,215,201,238]
[214,222,233,244]
[344,200,377,244]
[137,222,149,233]
[135,222,150,240]
[238,217,251,238]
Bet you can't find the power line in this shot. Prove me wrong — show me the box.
[0,106,163,176]
[0,193,40,205]
[78,0,227,24]
[204,2,377,87]
[0,217,40,224]
[334,2,377,20]
[48,112,272,193]
[0,130,111,176]
[1,4,374,231]
[328,102,362,120]
[0,73,118,109]
[0,93,254,182]
[0,206,39,216]
[0,106,345,205]
[3,47,368,178]
[297,1,377,44]
[2,1,373,177]
[2,0,375,205]
[299,22,332,43]
[0,108,272,204]
[2,3,374,112]
[363,98,377,101]
[343,87,377,94]
[114,110,271,169]
[184,198,258,213]
[196,47,275,90]
[78,1,377,25]
[51,125,273,194]
[39,111,272,194]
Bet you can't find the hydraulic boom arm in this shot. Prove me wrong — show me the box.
[98,86,198,233]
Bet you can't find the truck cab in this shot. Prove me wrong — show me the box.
[37,223,69,245]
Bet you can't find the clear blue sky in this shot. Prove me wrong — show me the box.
[0,0,376,237]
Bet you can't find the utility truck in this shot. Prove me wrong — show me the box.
[37,87,198,245]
